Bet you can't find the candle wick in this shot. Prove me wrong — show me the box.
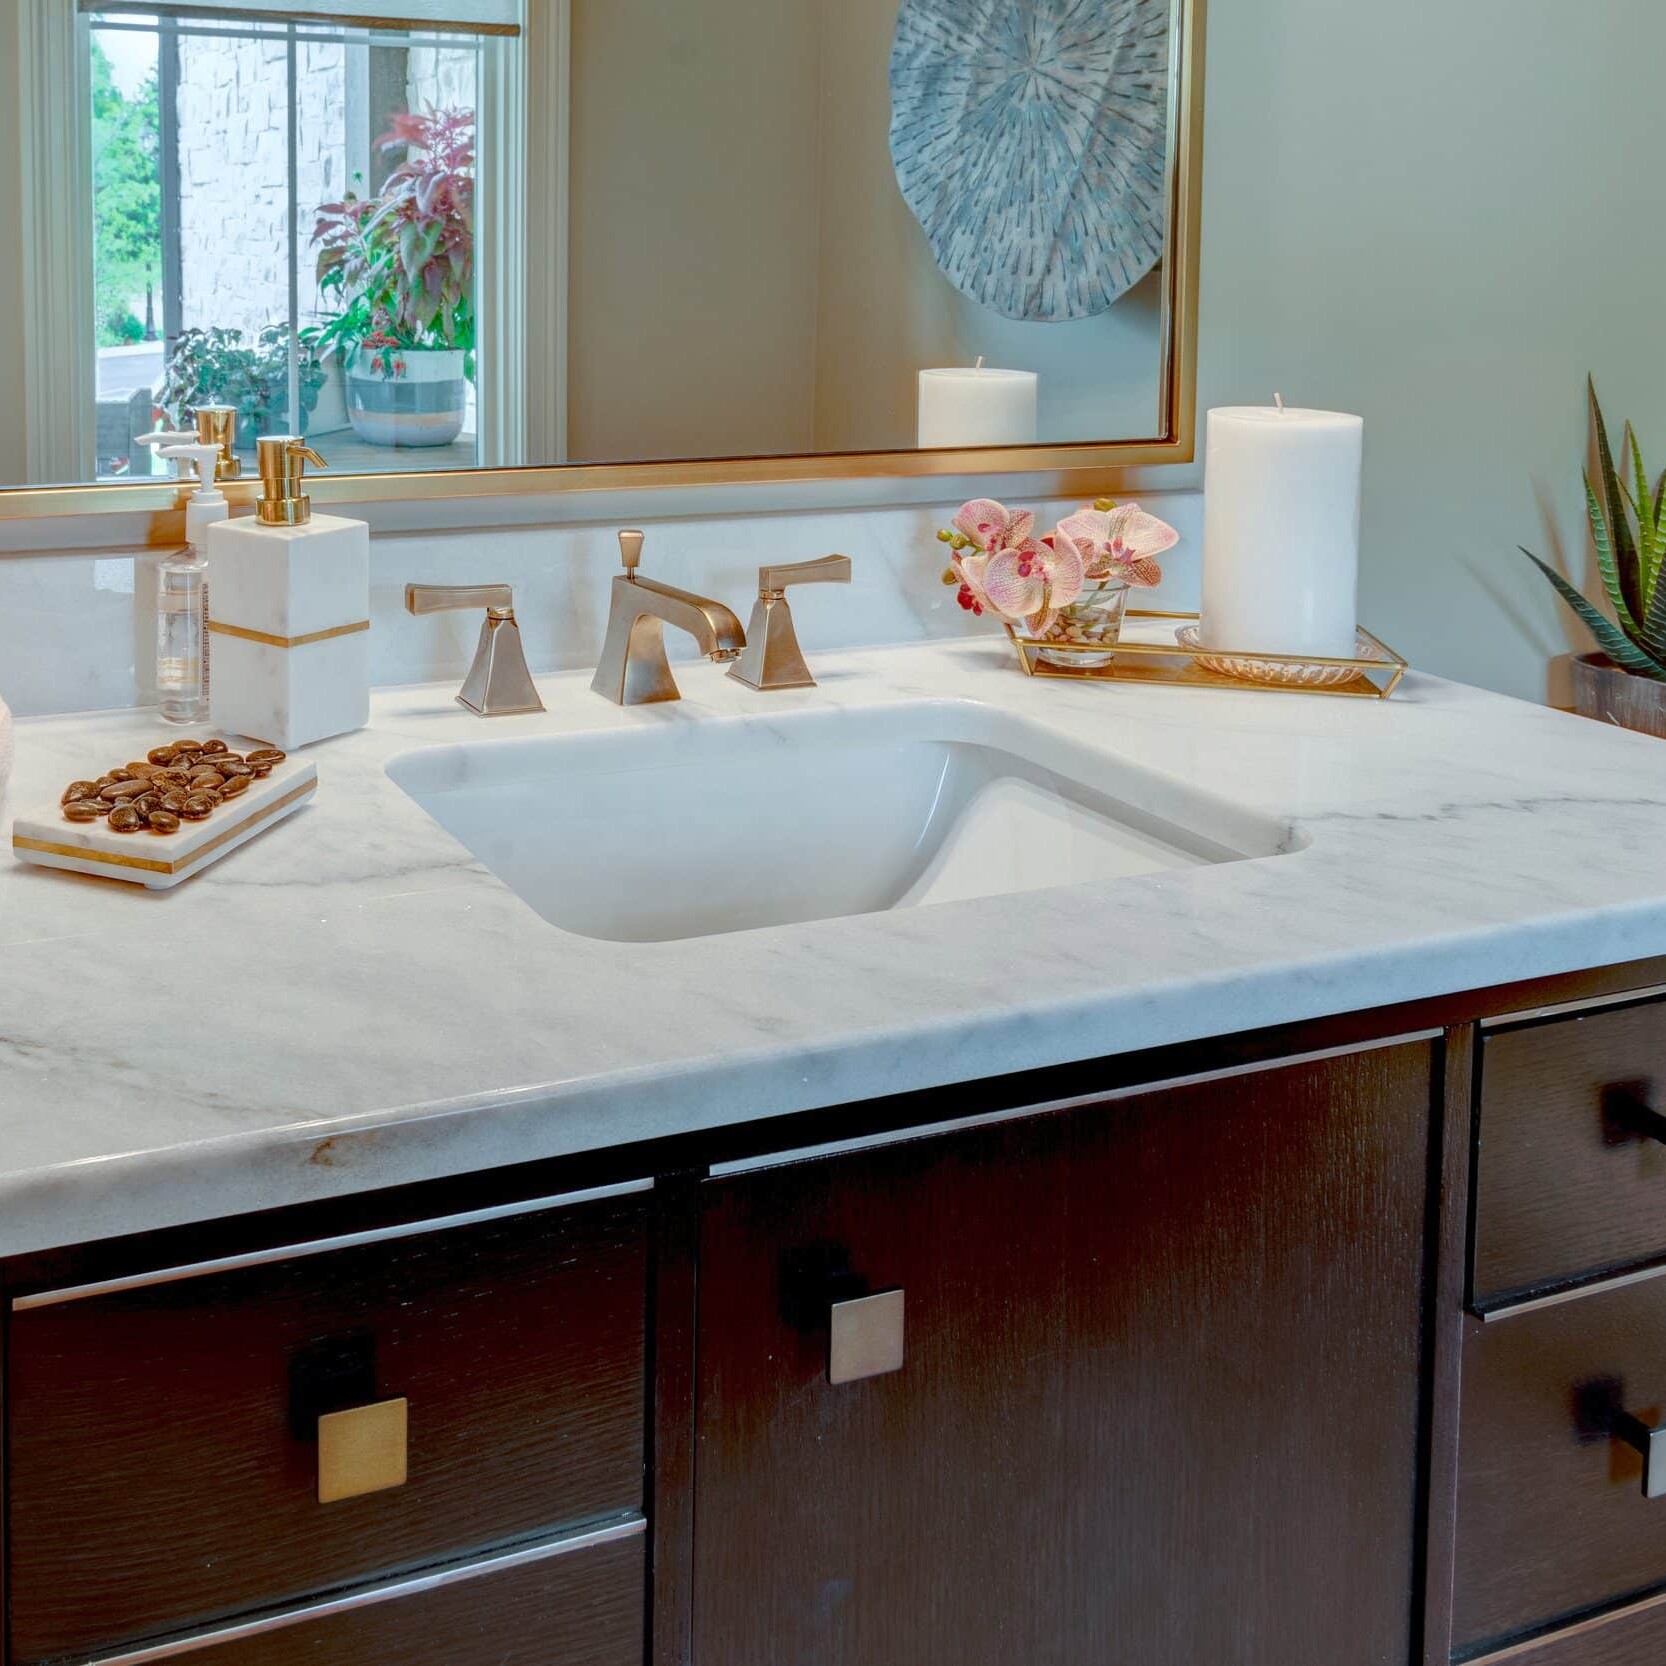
[975,356,985,373]
[1275,392,1285,413]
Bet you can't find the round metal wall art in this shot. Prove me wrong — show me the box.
[889,0,1171,323]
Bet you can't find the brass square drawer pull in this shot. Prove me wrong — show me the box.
[828,1289,904,1385]
[318,1398,409,1504]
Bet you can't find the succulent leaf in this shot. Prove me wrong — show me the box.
[1640,552,1666,662]
[1586,473,1640,634]
[1630,429,1665,611]
[1592,380,1645,622]
[1521,549,1666,680]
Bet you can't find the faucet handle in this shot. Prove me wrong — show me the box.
[758,554,852,596]
[405,583,516,617]
[404,583,544,717]
[618,529,645,576]
[730,556,851,692]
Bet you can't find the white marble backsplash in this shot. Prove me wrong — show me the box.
[0,490,1205,718]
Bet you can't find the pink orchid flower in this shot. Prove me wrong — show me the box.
[952,524,1087,636]
[952,498,1036,554]
[1056,502,1179,589]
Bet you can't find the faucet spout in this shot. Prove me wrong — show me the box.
[628,575,747,661]
[590,532,748,705]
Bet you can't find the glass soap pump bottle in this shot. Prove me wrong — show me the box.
[153,441,228,724]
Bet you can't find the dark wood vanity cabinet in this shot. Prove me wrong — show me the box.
[693,1043,1438,1666]
[19,966,1666,1666]
[1429,987,1666,1666]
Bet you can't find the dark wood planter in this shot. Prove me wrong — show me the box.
[1574,652,1666,739]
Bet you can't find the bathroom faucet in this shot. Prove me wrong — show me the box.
[405,583,545,716]
[729,555,852,690]
[591,530,747,705]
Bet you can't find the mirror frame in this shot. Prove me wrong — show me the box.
[0,0,1204,533]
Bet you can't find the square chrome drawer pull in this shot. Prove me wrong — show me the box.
[318,1398,409,1504]
[828,1289,904,1386]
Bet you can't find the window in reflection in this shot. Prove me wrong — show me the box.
[88,10,484,481]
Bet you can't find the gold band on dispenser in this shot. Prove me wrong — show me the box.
[207,619,370,650]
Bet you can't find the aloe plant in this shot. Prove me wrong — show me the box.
[1522,381,1666,682]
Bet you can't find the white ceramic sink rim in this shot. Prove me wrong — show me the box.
[386,699,1300,944]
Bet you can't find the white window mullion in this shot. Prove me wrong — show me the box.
[286,22,301,432]
[477,2,560,468]
[19,0,96,483]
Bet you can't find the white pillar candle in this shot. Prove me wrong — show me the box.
[1201,404,1364,658]
[917,366,1038,449]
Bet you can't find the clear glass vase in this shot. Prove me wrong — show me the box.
[1036,581,1131,670]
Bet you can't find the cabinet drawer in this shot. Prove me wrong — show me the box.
[93,1524,645,1666]
[1474,998,1666,1305]
[697,1044,1433,1666]
[1455,1274,1666,1653]
[1467,1586,1666,1665]
[8,1190,648,1666]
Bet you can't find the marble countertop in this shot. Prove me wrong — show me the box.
[3,635,1665,1257]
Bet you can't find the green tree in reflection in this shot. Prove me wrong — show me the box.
[91,39,162,348]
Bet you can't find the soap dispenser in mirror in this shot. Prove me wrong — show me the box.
[137,431,230,725]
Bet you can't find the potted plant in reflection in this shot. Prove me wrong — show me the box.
[1522,382,1666,738]
[305,108,475,450]
[159,324,325,447]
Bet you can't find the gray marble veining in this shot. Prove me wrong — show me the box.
[0,635,1663,1258]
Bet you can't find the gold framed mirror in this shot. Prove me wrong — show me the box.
[0,0,1205,527]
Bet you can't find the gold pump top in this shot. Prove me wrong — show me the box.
[191,406,241,481]
[255,437,327,526]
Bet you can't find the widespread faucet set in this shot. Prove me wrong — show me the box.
[406,532,852,716]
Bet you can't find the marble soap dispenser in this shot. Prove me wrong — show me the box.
[205,437,371,749]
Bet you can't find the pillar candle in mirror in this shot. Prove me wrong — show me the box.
[917,368,1038,449]
[1201,406,1364,658]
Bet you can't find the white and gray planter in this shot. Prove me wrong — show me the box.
[346,346,468,448]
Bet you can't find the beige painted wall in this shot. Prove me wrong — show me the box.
[570,0,1167,461]
[565,0,822,463]
[1192,0,1666,702]
[0,9,27,487]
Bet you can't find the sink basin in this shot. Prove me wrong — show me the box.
[387,702,1294,944]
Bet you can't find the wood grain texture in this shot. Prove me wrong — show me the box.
[1474,997,1666,1306]
[128,1533,645,1666]
[1420,1026,1478,1666]
[1455,1275,1666,1654]
[694,1043,1436,1666]
[1467,1586,1666,1665]
[8,1197,648,1665]
[648,1172,701,1666]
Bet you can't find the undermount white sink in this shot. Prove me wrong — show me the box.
[386,702,1295,944]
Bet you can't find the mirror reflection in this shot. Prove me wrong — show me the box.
[6,0,1185,489]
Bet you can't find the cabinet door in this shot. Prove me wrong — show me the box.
[694,1043,1435,1666]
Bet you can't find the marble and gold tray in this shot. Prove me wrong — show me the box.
[12,752,318,890]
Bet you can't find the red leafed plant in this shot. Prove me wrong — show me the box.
[305,108,475,377]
